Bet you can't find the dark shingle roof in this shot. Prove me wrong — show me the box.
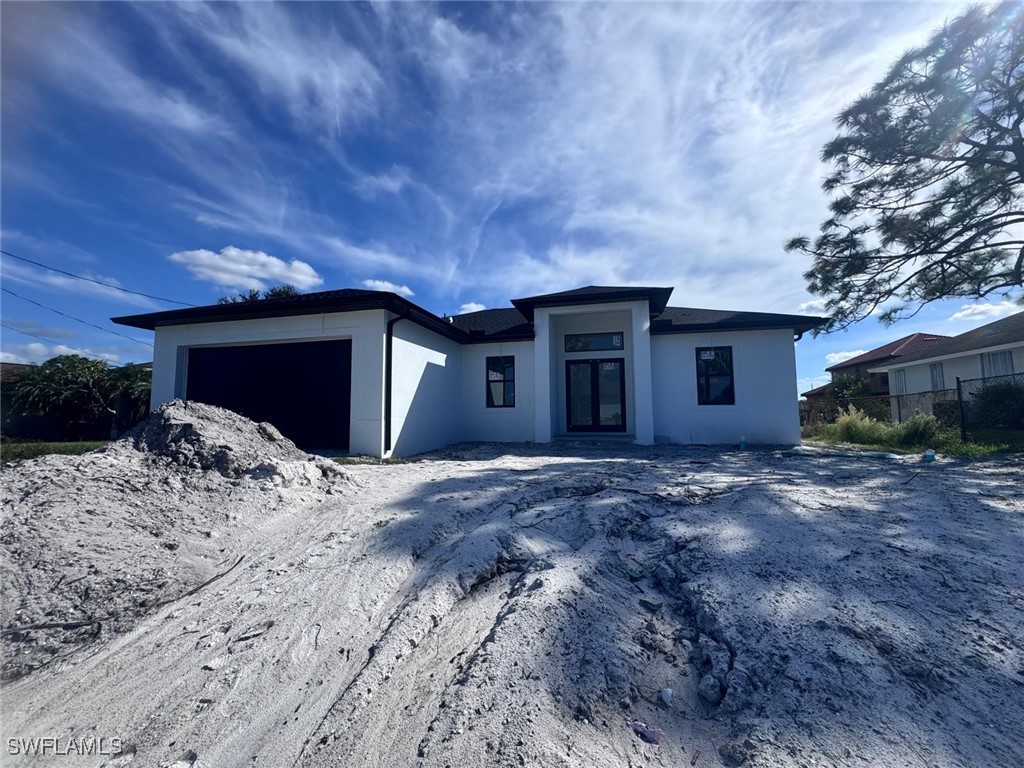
[451,305,825,340]
[448,308,533,341]
[651,307,824,335]
[0,363,34,383]
[825,333,949,372]
[800,383,831,398]
[112,285,827,342]
[113,289,465,342]
[880,311,1024,368]
[511,286,674,321]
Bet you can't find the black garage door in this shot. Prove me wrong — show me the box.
[186,339,351,451]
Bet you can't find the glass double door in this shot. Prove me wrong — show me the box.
[566,359,626,432]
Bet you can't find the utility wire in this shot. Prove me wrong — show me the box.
[2,287,153,348]
[0,249,194,307]
[0,323,125,364]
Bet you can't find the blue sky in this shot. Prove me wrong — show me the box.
[1,1,1020,393]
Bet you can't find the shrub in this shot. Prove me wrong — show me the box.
[972,381,1024,428]
[834,406,896,446]
[896,412,941,446]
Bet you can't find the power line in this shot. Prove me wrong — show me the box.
[2,287,153,348]
[0,323,125,364]
[0,249,194,307]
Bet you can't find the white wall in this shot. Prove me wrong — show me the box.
[461,340,535,444]
[651,328,800,445]
[149,310,387,457]
[389,320,463,457]
[897,343,1024,394]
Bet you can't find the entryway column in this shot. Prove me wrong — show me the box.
[533,309,552,443]
[631,303,655,445]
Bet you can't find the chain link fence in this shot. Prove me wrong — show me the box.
[801,371,1024,447]
[957,371,1024,445]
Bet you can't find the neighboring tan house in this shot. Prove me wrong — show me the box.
[800,333,949,402]
[868,312,1024,396]
[113,286,825,457]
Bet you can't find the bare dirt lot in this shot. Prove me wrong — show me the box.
[2,402,1022,768]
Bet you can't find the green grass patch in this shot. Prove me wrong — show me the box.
[0,440,109,464]
[332,455,409,465]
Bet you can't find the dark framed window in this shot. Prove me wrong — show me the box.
[565,332,624,353]
[486,356,515,407]
[695,347,735,405]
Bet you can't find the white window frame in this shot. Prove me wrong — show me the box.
[892,369,907,395]
[980,350,1014,378]
[929,362,945,391]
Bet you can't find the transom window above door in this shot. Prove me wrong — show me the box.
[565,332,624,353]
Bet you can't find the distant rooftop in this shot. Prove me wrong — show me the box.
[878,311,1024,368]
[825,333,949,372]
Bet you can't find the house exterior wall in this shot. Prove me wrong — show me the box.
[650,328,800,445]
[460,340,535,444]
[149,310,387,457]
[888,343,1024,394]
[389,320,463,457]
[148,305,805,456]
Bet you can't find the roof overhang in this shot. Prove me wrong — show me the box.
[112,291,467,343]
[511,286,673,322]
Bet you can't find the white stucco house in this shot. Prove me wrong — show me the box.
[867,311,1024,396]
[113,286,824,458]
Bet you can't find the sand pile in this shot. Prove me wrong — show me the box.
[0,401,349,680]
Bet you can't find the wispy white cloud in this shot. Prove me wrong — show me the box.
[23,5,228,137]
[825,350,868,366]
[0,319,78,340]
[798,298,829,313]
[361,279,413,297]
[458,302,486,314]
[171,2,383,138]
[948,301,1020,322]
[168,246,323,292]
[0,256,160,310]
[0,341,120,365]
[351,166,412,199]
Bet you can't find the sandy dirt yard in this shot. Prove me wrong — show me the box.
[1,402,1022,768]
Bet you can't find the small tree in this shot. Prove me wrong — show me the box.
[217,284,300,304]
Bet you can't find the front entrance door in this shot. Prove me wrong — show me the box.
[566,359,626,432]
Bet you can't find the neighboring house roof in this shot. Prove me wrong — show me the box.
[825,333,949,373]
[0,363,34,384]
[873,311,1024,370]
[800,383,831,398]
[113,286,827,341]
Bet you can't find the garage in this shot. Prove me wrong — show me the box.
[185,339,352,451]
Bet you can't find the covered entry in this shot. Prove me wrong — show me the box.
[565,359,627,432]
[186,339,351,450]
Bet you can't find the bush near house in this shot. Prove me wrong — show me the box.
[7,355,151,441]
[803,406,1018,456]
[971,381,1024,429]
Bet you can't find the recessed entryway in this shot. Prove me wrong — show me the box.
[565,358,626,432]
